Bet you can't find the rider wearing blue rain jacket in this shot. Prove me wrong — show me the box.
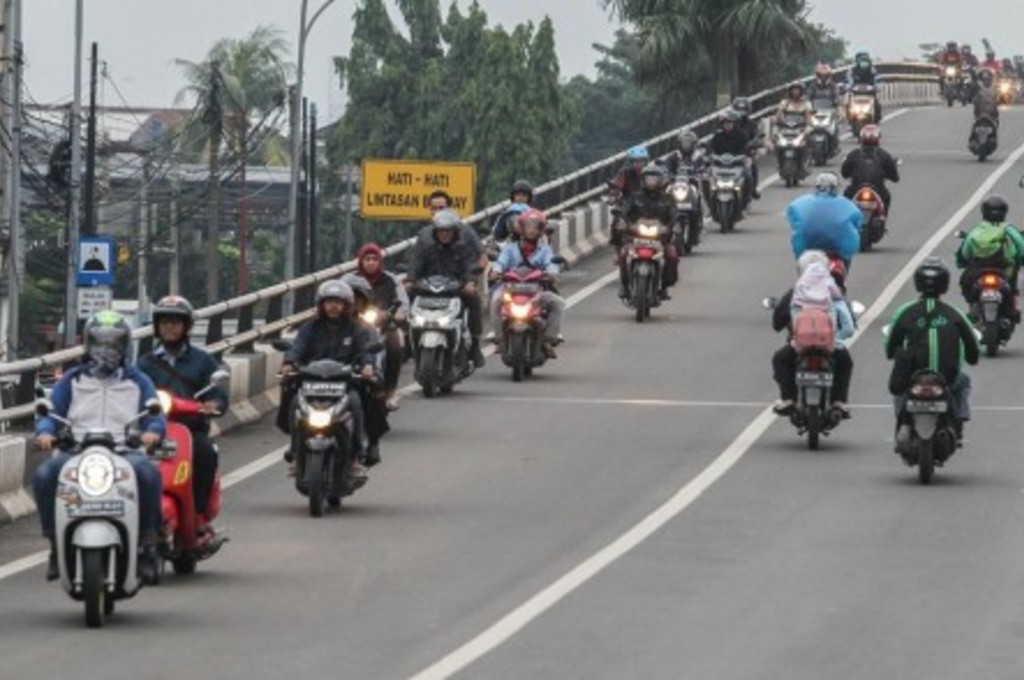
[787,172,863,267]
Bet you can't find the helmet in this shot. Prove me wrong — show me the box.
[981,195,1009,223]
[84,310,132,376]
[986,50,995,61]
[626,145,650,162]
[677,129,699,154]
[855,50,870,61]
[731,97,751,116]
[340,273,373,302]
[859,124,881,146]
[641,163,669,191]
[510,179,533,202]
[152,295,195,333]
[787,81,805,97]
[978,68,994,87]
[797,249,829,275]
[315,279,354,307]
[431,208,463,235]
[913,258,950,297]
[828,257,847,290]
[946,41,958,51]
[814,63,832,79]
[515,209,547,241]
[962,44,972,54]
[814,171,840,196]
[720,108,740,126]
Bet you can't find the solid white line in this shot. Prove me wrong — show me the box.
[221,445,290,490]
[409,127,1024,680]
[479,396,767,408]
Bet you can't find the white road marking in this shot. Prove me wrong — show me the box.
[409,130,1024,680]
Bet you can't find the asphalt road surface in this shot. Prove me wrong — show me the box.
[3,105,1024,680]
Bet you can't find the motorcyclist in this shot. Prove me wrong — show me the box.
[840,124,900,214]
[981,50,1001,73]
[808,63,841,109]
[615,162,680,301]
[355,242,410,411]
[488,209,566,358]
[609,145,651,239]
[731,98,763,199]
[771,250,856,418]
[885,258,979,449]
[491,180,537,242]
[846,51,883,120]
[961,44,979,69]
[955,196,1024,323]
[775,82,814,127]
[136,295,228,542]
[278,280,377,478]
[663,129,709,234]
[938,42,963,96]
[710,109,757,202]
[423,190,484,268]
[32,311,165,584]
[972,68,1000,144]
[408,208,486,367]
[787,172,862,269]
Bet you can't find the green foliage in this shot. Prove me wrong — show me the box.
[328,0,577,212]
[18,211,68,354]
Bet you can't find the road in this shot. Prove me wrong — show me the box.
[3,105,1024,680]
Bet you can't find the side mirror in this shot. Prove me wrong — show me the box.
[955,230,967,239]
[35,398,54,417]
[896,157,904,166]
[762,296,778,310]
[551,255,568,266]
[849,300,866,318]
[210,369,231,386]
[881,323,892,339]
[271,339,293,352]
[145,398,163,416]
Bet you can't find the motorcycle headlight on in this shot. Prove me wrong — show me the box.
[945,66,956,77]
[306,408,333,430]
[637,223,661,238]
[716,179,736,189]
[77,453,115,497]
[361,307,380,326]
[670,185,690,202]
[157,390,174,415]
[510,303,532,320]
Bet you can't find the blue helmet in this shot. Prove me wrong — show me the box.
[626,145,650,162]
[507,202,530,215]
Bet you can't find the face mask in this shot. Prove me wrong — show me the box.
[91,347,124,378]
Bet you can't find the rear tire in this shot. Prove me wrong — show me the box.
[806,406,821,451]
[984,323,1000,357]
[918,439,935,484]
[306,450,325,518]
[82,549,107,628]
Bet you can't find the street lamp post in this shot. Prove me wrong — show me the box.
[285,0,335,312]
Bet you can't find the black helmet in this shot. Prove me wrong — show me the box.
[510,179,533,202]
[981,195,1009,223]
[641,163,669,191]
[720,108,740,126]
[788,81,805,97]
[978,68,994,87]
[913,258,950,297]
[431,208,463,236]
[315,279,354,307]
[84,310,132,376]
[341,273,373,302]
[732,97,751,116]
[946,41,958,51]
[152,294,195,332]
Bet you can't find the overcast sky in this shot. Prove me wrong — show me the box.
[20,1,1024,123]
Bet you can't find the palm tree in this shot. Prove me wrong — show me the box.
[176,26,290,299]
[603,0,817,106]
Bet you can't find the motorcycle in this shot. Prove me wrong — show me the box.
[623,218,669,322]
[969,115,998,161]
[965,267,1016,356]
[277,355,376,517]
[846,84,877,138]
[774,112,809,186]
[852,184,887,251]
[495,265,561,381]
[942,65,964,107]
[667,172,703,254]
[155,369,230,575]
[996,76,1017,106]
[708,153,748,233]
[898,370,958,485]
[36,397,164,628]
[409,275,475,397]
[808,101,840,166]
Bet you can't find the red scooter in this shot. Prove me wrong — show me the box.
[497,267,556,382]
[156,370,230,575]
[854,184,887,252]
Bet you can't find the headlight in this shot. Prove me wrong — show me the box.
[717,180,736,189]
[945,67,956,77]
[999,82,1011,93]
[306,408,332,430]
[77,453,115,497]
[436,314,454,327]
[361,308,380,326]
[510,303,532,320]
[411,315,425,328]
[671,186,689,201]
[637,224,660,238]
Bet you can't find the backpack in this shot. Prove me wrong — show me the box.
[792,307,836,352]
[968,224,1010,268]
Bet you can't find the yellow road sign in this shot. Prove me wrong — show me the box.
[360,159,476,221]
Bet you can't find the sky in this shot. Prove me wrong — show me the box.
[19,1,1024,125]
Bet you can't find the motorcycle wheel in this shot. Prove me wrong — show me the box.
[813,147,826,167]
[82,549,107,628]
[419,348,439,398]
[633,273,649,323]
[510,333,527,382]
[806,406,821,451]
[719,208,733,234]
[984,322,1000,357]
[946,94,954,107]
[860,228,873,252]
[306,450,325,518]
[172,555,197,575]
[918,439,935,484]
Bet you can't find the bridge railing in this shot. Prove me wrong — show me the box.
[0,63,940,423]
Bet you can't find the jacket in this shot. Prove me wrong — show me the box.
[493,241,561,276]
[137,344,229,434]
[885,297,980,385]
[709,129,751,156]
[36,363,166,443]
[772,288,855,349]
[284,317,376,370]
[787,193,863,262]
[410,230,479,285]
[841,146,900,188]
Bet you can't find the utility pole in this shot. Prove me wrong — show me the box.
[137,155,151,324]
[1,0,23,358]
[204,61,222,305]
[308,102,318,272]
[82,41,98,236]
[168,172,180,295]
[344,163,354,261]
[63,0,84,349]
[298,96,308,274]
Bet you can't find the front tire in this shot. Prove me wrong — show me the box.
[82,549,107,628]
[306,450,325,518]
[510,333,526,382]
[418,347,439,398]
[806,406,821,451]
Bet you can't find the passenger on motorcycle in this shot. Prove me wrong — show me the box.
[614,163,680,301]
[491,179,537,242]
[408,209,487,367]
[841,124,899,214]
[885,259,979,450]
[771,251,856,417]
[356,242,410,410]
[423,190,485,268]
[710,109,757,199]
[808,63,841,109]
[33,311,165,583]
[955,196,1024,323]
[731,98,763,199]
[137,295,228,540]
[787,172,862,269]
[489,210,566,358]
[278,280,377,479]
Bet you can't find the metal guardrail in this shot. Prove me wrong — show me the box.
[0,63,940,422]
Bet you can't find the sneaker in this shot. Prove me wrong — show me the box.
[772,399,796,416]
[349,459,369,481]
[138,545,160,586]
[541,341,558,359]
[364,443,381,468]
[46,545,59,581]
[894,424,912,454]
[830,402,851,419]
[485,331,499,345]
[658,288,671,301]
[618,283,629,300]
[752,188,762,199]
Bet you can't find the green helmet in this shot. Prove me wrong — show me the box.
[84,310,132,376]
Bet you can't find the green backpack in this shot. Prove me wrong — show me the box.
[969,224,1011,267]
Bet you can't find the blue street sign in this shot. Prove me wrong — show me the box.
[77,236,116,287]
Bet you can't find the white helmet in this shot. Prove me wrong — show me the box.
[815,172,840,196]
[797,249,829,275]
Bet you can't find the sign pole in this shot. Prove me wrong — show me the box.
[63,0,84,348]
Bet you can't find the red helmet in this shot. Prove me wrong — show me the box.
[515,209,547,240]
[828,257,847,287]
[859,124,881,146]
[814,63,832,79]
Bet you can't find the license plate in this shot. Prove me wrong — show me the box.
[980,289,1001,301]
[906,400,947,413]
[634,239,662,248]
[796,372,832,387]
[67,500,125,518]
[303,381,348,393]
[784,149,796,157]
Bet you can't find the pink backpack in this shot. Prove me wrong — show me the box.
[792,307,835,352]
